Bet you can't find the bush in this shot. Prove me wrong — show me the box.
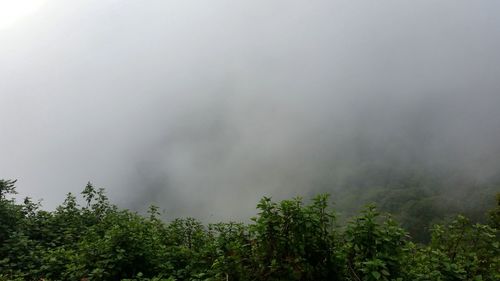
[0,180,498,280]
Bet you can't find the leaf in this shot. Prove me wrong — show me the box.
[371,271,381,280]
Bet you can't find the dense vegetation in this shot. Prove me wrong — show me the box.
[316,166,499,243]
[0,179,498,281]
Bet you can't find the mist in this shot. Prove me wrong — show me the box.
[1,0,500,221]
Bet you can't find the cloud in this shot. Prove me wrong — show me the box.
[1,0,499,220]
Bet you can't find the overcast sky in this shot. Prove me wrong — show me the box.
[1,1,500,219]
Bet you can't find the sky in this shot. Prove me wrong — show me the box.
[1,0,500,220]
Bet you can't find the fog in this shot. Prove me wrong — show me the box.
[1,1,500,220]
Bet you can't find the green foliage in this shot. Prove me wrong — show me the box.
[401,215,499,281]
[488,193,500,229]
[250,195,340,280]
[0,180,22,245]
[343,205,407,281]
[208,222,251,281]
[0,179,498,280]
